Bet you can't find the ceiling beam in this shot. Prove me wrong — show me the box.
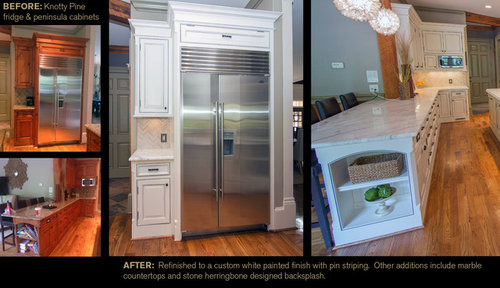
[110,0,130,27]
[110,45,129,54]
[466,24,495,31]
[377,0,399,99]
[466,12,500,27]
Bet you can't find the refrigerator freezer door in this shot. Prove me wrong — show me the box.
[55,60,83,143]
[38,68,56,144]
[218,75,270,229]
[181,72,219,233]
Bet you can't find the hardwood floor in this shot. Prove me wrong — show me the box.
[109,214,303,256]
[0,216,101,257]
[2,137,87,152]
[312,113,500,256]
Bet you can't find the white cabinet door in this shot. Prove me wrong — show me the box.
[451,96,467,119]
[423,31,443,53]
[138,37,171,115]
[410,21,424,70]
[442,32,463,54]
[137,178,171,226]
[424,55,438,70]
[440,92,451,118]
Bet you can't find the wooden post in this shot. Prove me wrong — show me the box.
[377,0,399,99]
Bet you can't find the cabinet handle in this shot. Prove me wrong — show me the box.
[148,168,159,172]
[222,34,232,39]
[165,183,169,187]
[164,107,167,110]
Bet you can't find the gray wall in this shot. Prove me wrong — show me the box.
[312,0,384,97]
[0,158,54,199]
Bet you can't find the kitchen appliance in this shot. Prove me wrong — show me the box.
[181,47,270,236]
[438,55,464,69]
[26,96,34,106]
[81,177,95,187]
[38,54,83,146]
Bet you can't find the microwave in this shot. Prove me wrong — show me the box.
[439,56,464,69]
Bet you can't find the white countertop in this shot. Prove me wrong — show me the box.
[312,86,468,148]
[487,89,500,101]
[129,149,175,161]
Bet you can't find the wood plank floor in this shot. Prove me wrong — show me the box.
[312,113,500,256]
[0,216,101,257]
[109,214,303,256]
[2,137,87,152]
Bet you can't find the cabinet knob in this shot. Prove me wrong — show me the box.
[165,183,169,186]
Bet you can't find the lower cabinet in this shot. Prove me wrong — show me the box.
[439,89,469,123]
[14,109,34,146]
[137,178,170,226]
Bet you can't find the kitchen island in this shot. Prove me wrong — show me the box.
[312,86,468,248]
[486,89,500,142]
[4,198,94,256]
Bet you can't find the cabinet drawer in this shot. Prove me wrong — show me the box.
[181,24,270,49]
[451,91,466,97]
[137,162,171,177]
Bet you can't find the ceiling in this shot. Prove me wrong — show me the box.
[405,0,500,18]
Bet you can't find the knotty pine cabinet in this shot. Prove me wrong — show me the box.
[12,37,34,89]
[14,109,34,146]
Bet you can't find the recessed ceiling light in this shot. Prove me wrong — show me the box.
[485,4,492,8]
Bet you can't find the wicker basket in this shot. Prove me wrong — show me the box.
[348,153,404,184]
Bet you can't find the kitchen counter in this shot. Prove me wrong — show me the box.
[487,89,500,101]
[13,105,35,110]
[85,123,101,137]
[129,149,175,161]
[312,86,468,148]
[5,198,87,221]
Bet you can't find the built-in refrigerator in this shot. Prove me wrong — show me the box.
[181,47,270,236]
[38,54,83,146]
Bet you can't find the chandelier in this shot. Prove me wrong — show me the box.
[333,0,400,35]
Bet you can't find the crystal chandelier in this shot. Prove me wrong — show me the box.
[369,7,400,35]
[332,0,381,22]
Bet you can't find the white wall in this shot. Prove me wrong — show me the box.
[0,158,54,199]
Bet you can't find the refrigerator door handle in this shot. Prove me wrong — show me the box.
[54,83,58,127]
[215,100,219,203]
[220,102,224,201]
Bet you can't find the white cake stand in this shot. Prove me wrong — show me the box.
[364,187,397,217]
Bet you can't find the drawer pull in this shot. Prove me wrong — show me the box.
[148,168,159,172]
[165,183,169,187]
[222,34,232,39]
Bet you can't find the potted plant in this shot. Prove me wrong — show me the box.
[395,35,415,100]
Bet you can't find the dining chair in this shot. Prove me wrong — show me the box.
[339,92,359,111]
[17,200,28,209]
[29,198,38,206]
[0,203,15,251]
[37,197,45,204]
[315,97,342,120]
[312,104,320,125]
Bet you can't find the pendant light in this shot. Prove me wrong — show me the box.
[332,0,381,22]
[369,3,400,35]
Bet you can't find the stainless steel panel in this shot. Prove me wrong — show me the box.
[181,47,269,74]
[218,75,270,229]
[38,68,56,144]
[55,63,82,143]
[181,73,219,233]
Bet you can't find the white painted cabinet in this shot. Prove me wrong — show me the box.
[130,20,172,117]
[489,94,497,129]
[486,90,500,142]
[137,178,171,226]
[422,30,463,54]
[424,55,438,70]
[439,89,469,123]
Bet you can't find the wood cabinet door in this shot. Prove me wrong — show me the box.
[137,178,170,226]
[138,37,170,114]
[14,45,33,88]
[14,110,33,146]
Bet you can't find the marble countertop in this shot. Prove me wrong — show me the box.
[312,86,468,148]
[85,124,101,137]
[13,105,35,110]
[2,198,92,221]
[129,149,175,161]
[486,89,500,101]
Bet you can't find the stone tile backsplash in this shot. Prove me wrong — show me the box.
[412,71,468,87]
[137,118,173,151]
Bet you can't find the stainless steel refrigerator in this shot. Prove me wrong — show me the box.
[38,55,83,146]
[181,47,270,236]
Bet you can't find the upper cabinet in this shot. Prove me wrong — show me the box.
[12,37,34,89]
[130,20,172,117]
[393,4,466,72]
[422,30,463,54]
